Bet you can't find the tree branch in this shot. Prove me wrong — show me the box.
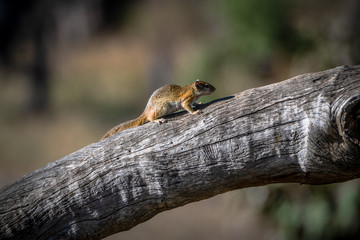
[2,65,360,240]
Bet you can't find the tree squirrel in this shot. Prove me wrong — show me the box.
[102,79,216,139]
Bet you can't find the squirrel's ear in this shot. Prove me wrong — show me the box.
[195,79,200,87]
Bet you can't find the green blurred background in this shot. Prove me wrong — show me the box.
[1,0,360,239]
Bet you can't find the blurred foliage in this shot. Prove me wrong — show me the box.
[199,0,314,82]
[262,183,360,240]
[219,0,313,61]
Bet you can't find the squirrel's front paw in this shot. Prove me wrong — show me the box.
[191,110,202,115]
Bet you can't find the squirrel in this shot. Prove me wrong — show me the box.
[101,79,216,139]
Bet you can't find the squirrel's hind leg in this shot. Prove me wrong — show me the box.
[153,118,167,124]
[147,109,167,124]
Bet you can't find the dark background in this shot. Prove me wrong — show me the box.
[1,0,359,239]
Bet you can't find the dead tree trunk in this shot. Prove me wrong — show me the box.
[2,65,360,240]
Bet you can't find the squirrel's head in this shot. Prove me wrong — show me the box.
[194,79,216,95]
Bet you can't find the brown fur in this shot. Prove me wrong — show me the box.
[101,80,215,139]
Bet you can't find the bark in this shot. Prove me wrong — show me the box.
[2,65,360,240]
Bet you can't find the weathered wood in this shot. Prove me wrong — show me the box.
[2,65,360,240]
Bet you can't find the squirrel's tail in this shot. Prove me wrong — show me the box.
[101,113,148,140]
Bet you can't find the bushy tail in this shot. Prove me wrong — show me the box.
[101,113,147,140]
